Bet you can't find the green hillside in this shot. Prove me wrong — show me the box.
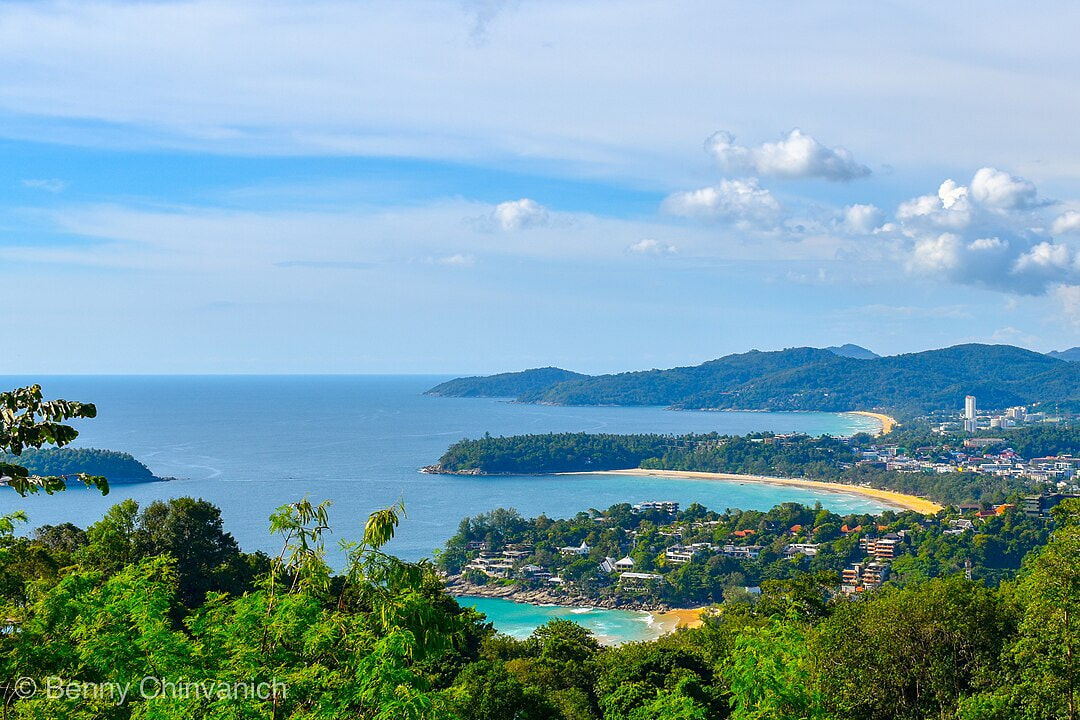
[428,344,1080,415]
[426,366,588,398]
[4,447,157,483]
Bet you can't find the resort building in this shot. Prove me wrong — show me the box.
[784,543,820,558]
[841,562,890,594]
[560,541,591,557]
[633,500,680,514]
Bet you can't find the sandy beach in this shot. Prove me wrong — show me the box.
[847,410,899,435]
[593,468,943,515]
[652,607,708,633]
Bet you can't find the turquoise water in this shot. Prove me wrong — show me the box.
[0,375,885,642]
[461,596,663,645]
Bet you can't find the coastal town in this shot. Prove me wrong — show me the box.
[445,487,1050,609]
[860,396,1077,491]
[443,394,1075,609]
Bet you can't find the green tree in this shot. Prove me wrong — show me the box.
[996,500,1080,719]
[810,577,1012,720]
[724,615,827,720]
[134,497,249,607]
[0,385,107,496]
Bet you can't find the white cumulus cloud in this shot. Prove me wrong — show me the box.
[888,166,1080,295]
[840,204,885,234]
[705,129,870,182]
[1052,211,1080,235]
[969,167,1038,210]
[661,179,781,228]
[492,198,549,230]
[889,167,1080,295]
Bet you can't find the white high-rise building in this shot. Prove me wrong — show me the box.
[964,395,977,433]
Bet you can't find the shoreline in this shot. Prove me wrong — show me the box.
[446,575,676,612]
[586,468,943,515]
[447,576,708,640]
[847,410,899,435]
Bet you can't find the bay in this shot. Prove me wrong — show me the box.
[2,375,885,560]
[2,375,886,642]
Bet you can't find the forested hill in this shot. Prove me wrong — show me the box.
[427,344,1080,415]
[426,366,588,398]
[430,430,1026,506]
[3,448,158,483]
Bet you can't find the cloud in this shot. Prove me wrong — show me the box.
[463,0,516,44]
[1053,211,1080,235]
[705,129,870,182]
[492,198,549,230]
[21,178,67,193]
[626,238,676,255]
[987,326,1043,347]
[969,167,1038,210]
[784,267,830,285]
[662,179,781,228]
[435,253,475,266]
[890,167,1080,295]
[896,179,973,230]
[905,231,1077,295]
[1057,284,1080,326]
[840,204,884,234]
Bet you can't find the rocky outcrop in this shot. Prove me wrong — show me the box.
[443,575,673,612]
[420,465,486,475]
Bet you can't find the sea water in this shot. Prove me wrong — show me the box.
[1,375,885,642]
[460,596,664,645]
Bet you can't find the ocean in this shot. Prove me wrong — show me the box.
[1,375,886,642]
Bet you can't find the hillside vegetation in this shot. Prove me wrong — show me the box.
[427,344,1080,415]
[3,447,157,483]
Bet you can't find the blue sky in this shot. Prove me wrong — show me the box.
[4,1,1080,373]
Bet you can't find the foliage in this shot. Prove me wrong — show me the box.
[0,385,108,496]
[724,615,826,720]
[1,493,1080,718]
[2,448,155,483]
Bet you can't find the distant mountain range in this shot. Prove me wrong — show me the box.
[824,343,880,359]
[426,344,1080,415]
[1048,347,1080,362]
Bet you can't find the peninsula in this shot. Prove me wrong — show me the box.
[426,427,1039,507]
